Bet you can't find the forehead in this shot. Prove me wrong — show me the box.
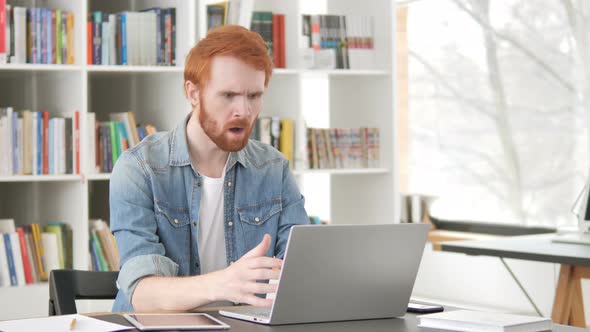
[207,56,265,92]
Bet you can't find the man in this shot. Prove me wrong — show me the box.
[110,25,309,312]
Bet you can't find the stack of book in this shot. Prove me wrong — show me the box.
[0,108,80,176]
[205,1,286,68]
[250,12,285,68]
[0,2,76,64]
[206,0,254,31]
[301,15,375,70]
[87,8,176,66]
[0,219,72,287]
[87,112,156,174]
[306,127,380,169]
[250,117,294,168]
[89,219,120,272]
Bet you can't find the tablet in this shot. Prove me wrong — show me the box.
[123,313,230,331]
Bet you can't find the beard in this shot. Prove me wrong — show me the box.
[198,95,255,152]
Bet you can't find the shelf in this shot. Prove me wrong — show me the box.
[86,169,389,179]
[86,65,183,73]
[0,282,48,291]
[86,173,111,181]
[0,175,82,182]
[0,64,82,72]
[292,168,389,175]
[84,67,389,75]
[273,68,389,76]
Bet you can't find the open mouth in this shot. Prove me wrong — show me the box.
[229,127,245,134]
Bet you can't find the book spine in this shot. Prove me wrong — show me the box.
[9,233,25,285]
[0,0,6,64]
[55,9,61,64]
[66,12,74,64]
[42,111,48,174]
[50,9,56,64]
[120,13,127,65]
[3,233,17,286]
[36,112,41,174]
[74,111,79,174]
[16,228,33,284]
[93,11,102,65]
[32,224,47,281]
[0,236,10,286]
[12,110,18,174]
[87,16,92,64]
[91,230,108,271]
[170,8,176,66]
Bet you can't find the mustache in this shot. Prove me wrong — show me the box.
[224,118,250,129]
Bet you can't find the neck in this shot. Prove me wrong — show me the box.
[186,111,229,178]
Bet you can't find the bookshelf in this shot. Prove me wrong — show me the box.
[0,0,397,320]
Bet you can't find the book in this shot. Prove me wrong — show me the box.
[8,233,25,286]
[0,218,15,233]
[0,235,11,286]
[41,232,60,273]
[417,309,552,332]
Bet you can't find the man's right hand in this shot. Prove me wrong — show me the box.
[212,234,282,306]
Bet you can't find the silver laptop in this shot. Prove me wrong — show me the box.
[219,223,429,325]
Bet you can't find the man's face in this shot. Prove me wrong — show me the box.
[197,56,266,152]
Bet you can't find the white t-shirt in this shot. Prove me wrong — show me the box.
[197,169,229,275]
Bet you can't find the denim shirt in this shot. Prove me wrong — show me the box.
[110,114,309,312]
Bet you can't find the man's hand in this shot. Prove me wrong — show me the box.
[212,234,282,306]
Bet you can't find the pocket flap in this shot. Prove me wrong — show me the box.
[237,199,282,226]
[155,201,190,228]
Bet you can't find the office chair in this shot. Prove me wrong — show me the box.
[48,269,119,316]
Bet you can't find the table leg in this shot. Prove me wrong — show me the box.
[551,265,573,324]
[568,268,586,327]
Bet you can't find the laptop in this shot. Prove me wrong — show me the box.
[219,223,429,325]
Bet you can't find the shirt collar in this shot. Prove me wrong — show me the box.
[169,113,248,170]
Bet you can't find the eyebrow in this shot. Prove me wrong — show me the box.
[218,90,264,96]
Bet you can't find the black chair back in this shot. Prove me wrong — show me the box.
[48,269,119,316]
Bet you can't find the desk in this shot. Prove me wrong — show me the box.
[91,307,585,332]
[439,234,590,327]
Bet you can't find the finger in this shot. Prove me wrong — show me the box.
[245,282,279,295]
[241,295,274,307]
[248,268,281,281]
[242,234,271,259]
[246,256,283,270]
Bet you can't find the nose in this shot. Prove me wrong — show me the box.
[233,96,252,117]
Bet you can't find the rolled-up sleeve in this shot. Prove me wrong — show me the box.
[110,152,178,301]
[274,160,310,258]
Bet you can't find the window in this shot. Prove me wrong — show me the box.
[399,0,589,227]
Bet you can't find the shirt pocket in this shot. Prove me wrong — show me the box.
[237,198,282,226]
[155,200,191,228]
[237,199,282,250]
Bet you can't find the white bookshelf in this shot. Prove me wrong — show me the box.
[0,0,397,320]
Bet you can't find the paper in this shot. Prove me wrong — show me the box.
[0,314,133,332]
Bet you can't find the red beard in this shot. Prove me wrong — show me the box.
[198,96,255,152]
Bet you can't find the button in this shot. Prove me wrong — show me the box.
[228,222,233,227]
[197,182,202,187]
[227,181,232,187]
[174,219,179,224]
[192,222,197,227]
[255,217,260,223]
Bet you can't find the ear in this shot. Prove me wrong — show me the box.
[184,80,200,108]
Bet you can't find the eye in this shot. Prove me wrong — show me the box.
[223,92,236,99]
[248,93,261,100]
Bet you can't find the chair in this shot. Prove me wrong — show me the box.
[48,269,119,316]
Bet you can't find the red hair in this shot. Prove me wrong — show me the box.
[184,25,273,90]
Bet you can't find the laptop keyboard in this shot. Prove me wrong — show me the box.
[240,307,271,318]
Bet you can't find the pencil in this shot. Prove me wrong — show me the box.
[69,317,76,331]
